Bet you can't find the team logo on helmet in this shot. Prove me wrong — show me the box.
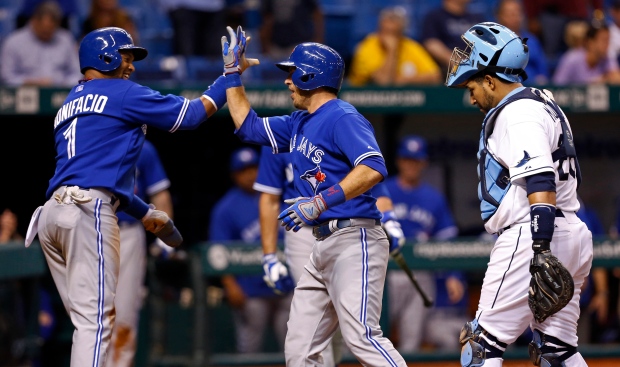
[300,166,326,194]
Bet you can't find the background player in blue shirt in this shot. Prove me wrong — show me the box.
[24,26,237,367]
[209,147,291,353]
[222,26,407,366]
[383,135,468,352]
[107,139,173,367]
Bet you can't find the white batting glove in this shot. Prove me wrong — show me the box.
[381,211,405,255]
[262,253,295,295]
[142,207,183,248]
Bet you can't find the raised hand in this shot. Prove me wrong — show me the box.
[221,25,259,75]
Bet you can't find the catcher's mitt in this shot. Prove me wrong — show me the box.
[528,240,574,323]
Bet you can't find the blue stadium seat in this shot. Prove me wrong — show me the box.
[132,55,186,86]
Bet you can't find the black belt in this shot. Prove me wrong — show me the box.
[497,209,564,236]
[312,218,381,240]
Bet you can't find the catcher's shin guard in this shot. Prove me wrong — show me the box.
[459,320,507,367]
[528,329,577,367]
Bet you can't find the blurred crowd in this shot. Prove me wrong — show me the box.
[2,0,620,365]
[1,0,620,87]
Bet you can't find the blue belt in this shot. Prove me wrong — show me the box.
[312,218,381,240]
[497,209,565,236]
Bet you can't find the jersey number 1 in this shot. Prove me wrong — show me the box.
[63,118,77,159]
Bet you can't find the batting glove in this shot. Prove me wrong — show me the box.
[221,25,246,75]
[262,253,295,295]
[381,210,405,255]
[142,207,183,248]
[278,184,346,232]
[278,195,326,232]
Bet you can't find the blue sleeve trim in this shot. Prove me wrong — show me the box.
[182,98,208,130]
[525,172,556,196]
[123,195,150,220]
[358,155,388,181]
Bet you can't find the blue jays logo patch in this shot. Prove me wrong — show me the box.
[300,166,326,194]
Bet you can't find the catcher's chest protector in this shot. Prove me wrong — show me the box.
[477,88,581,222]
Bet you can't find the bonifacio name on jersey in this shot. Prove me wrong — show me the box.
[54,94,109,128]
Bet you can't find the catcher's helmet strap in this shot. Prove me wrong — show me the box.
[484,66,529,81]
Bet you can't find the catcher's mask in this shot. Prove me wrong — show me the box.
[446,22,529,88]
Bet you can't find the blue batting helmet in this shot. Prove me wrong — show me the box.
[275,43,345,92]
[79,27,147,74]
[445,22,528,88]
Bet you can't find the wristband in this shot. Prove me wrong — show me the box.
[202,75,226,111]
[124,195,150,220]
[319,184,346,209]
[381,210,397,224]
[225,73,243,89]
[530,203,555,241]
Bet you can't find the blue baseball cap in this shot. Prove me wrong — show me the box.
[229,147,259,172]
[397,135,428,160]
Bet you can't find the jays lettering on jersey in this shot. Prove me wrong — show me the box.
[47,79,207,208]
[482,87,580,234]
[237,99,387,221]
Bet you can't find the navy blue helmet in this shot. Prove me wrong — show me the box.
[79,27,147,74]
[276,42,345,92]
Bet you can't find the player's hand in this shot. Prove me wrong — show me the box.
[221,25,259,75]
[278,195,326,232]
[142,208,183,248]
[381,211,405,255]
[262,253,295,295]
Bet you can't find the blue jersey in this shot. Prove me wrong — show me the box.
[117,140,171,225]
[237,99,386,221]
[384,177,466,308]
[209,187,279,298]
[47,78,207,209]
[383,178,458,240]
[254,146,296,211]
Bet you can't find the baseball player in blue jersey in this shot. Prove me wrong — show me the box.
[384,135,467,352]
[446,22,592,367]
[254,146,405,366]
[106,139,172,367]
[23,27,240,367]
[209,147,291,353]
[221,26,407,366]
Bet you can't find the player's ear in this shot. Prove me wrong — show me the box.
[484,74,495,89]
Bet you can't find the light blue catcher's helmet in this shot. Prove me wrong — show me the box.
[445,22,529,88]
